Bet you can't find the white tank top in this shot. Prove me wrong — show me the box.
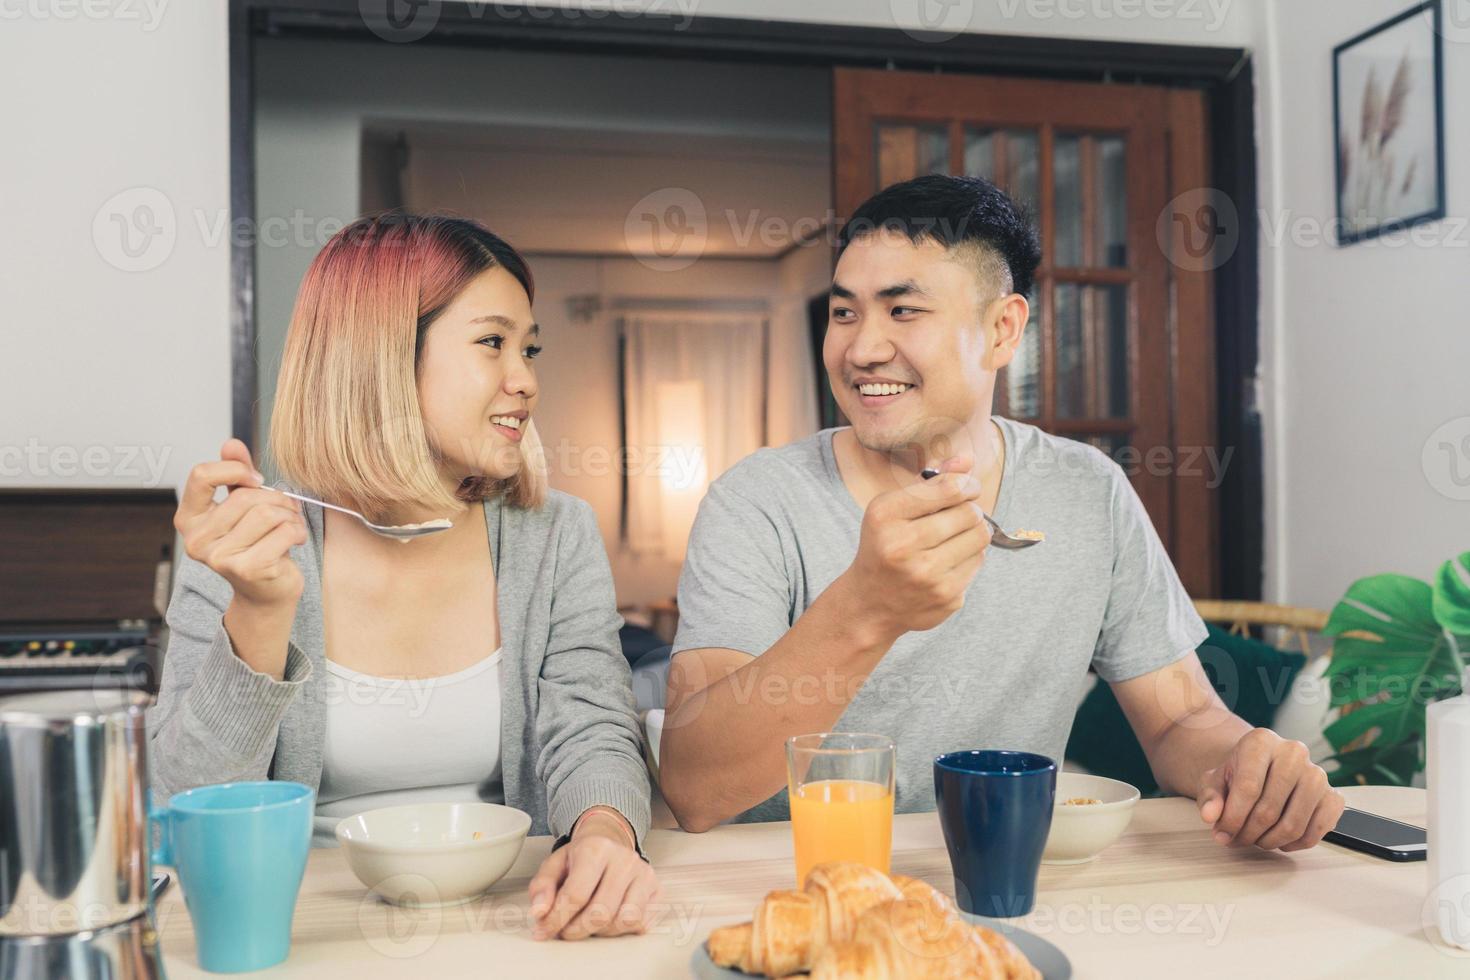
[313,649,505,846]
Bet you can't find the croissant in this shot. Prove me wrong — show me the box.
[706,864,1040,980]
[706,863,901,976]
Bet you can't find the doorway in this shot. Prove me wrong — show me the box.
[229,0,1260,600]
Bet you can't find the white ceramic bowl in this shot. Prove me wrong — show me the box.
[336,802,532,907]
[1042,772,1140,865]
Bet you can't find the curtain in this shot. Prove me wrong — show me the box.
[622,312,766,560]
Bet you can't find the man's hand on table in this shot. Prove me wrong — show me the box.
[1196,727,1346,852]
[528,807,659,941]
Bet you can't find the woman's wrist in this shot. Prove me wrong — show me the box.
[222,595,298,680]
[571,805,637,850]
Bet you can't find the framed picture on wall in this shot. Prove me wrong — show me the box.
[1333,1,1446,246]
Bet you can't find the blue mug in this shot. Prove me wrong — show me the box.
[150,781,314,973]
[933,750,1056,918]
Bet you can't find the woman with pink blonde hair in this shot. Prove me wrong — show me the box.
[152,214,657,942]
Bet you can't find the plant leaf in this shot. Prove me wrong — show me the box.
[1381,53,1411,146]
[1433,552,1470,635]
[1326,633,1431,671]
[1324,574,1437,640]
[1360,65,1382,147]
[1323,741,1421,787]
[1324,697,1421,749]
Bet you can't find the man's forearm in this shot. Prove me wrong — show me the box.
[660,574,901,831]
[1145,703,1253,798]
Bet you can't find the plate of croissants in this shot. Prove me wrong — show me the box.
[695,862,1070,979]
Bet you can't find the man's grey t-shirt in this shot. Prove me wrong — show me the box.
[671,416,1208,824]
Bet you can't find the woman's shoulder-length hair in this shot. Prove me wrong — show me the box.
[268,212,547,518]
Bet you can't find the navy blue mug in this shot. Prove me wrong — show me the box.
[934,750,1057,918]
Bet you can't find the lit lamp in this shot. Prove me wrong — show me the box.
[655,379,708,563]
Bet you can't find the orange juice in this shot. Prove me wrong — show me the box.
[789,778,894,885]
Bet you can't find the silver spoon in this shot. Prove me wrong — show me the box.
[261,486,453,541]
[920,468,1043,551]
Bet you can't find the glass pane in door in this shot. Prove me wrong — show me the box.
[876,125,949,188]
[1095,136,1127,267]
[964,129,1039,213]
[1005,305,1042,419]
[1055,283,1129,419]
[1054,134,1128,268]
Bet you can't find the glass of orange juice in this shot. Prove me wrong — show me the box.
[786,732,895,886]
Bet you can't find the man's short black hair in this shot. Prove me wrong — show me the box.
[836,174,1042,299]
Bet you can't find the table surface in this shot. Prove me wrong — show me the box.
[156,785,1467,979]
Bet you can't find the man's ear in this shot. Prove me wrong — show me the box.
[983,293,1031,372]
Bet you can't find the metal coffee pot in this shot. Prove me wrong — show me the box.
[1,689,166,979]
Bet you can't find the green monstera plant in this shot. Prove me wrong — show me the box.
[1321,551,1470,787]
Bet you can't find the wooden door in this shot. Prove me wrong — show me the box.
[833,68,1218,597]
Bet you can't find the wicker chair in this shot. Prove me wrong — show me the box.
[1193,599,1330,659]
[1194,599,1389,764]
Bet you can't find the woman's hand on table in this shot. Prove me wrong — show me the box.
[528,807,659,941]
[1196,727,1346,852]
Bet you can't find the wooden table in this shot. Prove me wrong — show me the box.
[157,786,1466,978]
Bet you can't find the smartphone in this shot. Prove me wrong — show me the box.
[1323,807,1427,861]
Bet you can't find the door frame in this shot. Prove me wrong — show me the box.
[228,0,1263,600]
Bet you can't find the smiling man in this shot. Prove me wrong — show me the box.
[658,174,1343,853]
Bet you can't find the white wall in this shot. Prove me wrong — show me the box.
[1256,0,1469,609]
[1,3,230,492]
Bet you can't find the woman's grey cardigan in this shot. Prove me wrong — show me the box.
[148,489,651,843]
